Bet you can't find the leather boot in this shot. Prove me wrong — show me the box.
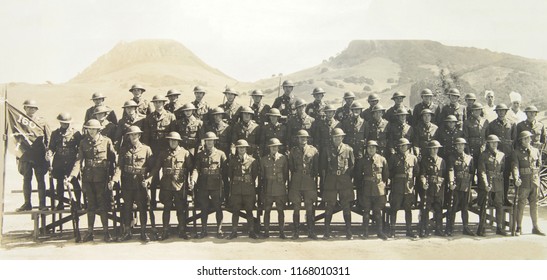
[306,213,317,240]
[376,215,388,240]
[140,227,150,242]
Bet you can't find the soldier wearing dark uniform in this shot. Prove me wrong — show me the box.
[47,113,83,210]
[260,108,288,155]
[126,84,154,117]
[16,100,52,211]
[412,89,440,125]
[360,93,379,122]
[164,89,183,118]
[419,140,447,237]
[169,103,203,155]
[512,131,545,236]
[486,103,516,205]
[384,92,413,125]
[272,80,295,118]
[148,132,196,240]
[446,138,475,236]
[435,115,464,160]
[84,92,117,125]
[249,89,270,126]
[341,102,366,158]
[312,104,341,197]
[306,87,327,120]
[112,126,154,242]
[463,103,489,184]
[219,87,242,126]
[204,107,231,155]
[259,138,289,238]
[92,105,117,141]
[334,92,355,122]
[323,128,355,239]
[385,108,413,156]
[437,88,465,129]
[286,98,315,148]
[516,105,546,150]
[387,138,419,238]
[67,119,116,242]
[194,132,227,238]
[363,105,389,156]
[114,100,146,153]
[227,140,259,239]
[191,86,211,124]
[462,93,480,120]
[355,140,389,240]
[477,135,507,236]
[231,106,260,158]
[413,109,439,158]
[288,130,319,239]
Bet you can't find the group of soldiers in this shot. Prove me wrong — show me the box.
[14,81,546,243]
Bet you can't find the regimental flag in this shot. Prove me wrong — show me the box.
[5,101,47,158]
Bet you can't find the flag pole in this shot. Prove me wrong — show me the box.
[0,85,8,241]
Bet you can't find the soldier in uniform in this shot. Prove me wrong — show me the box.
[512,131,545,236]
[419,140,447,237]
[360,93,379,122]
[204,107,232,156]
[413,109,439,158]
[412,89,440,125]
[259,138,289,238]
[226,139,259,239]
[231,106,260,158]
[47,113,83,209]
[462,93,478,120]
[169,103,203,156]
[387,138,419,238]
[385,108,413,156]
[164,89,183,117]
[114,100,146,153]
[286,98,315,148]
[323,128,355,239]
[112,126,154,242]
[288,130,319,239]
[435,115,464,160]
[148,132,196,240]
[306,87,327,120]
[363,105,388,156]
[463,103,489,184]
[334,92,356,122]
[191,86,211,124]
[486,103,516,206]
[516,105,546,150]
[16,100,51,211]
[477,135,507,236]
[272,80,295,118]
[249,89,270,126]
[84,92,117,125]
[312,104,341,197]
[126,84,154,117]
[92,105,117,141]
[385,92,413,125]
[341,102,366,158]
[219,87,242,126]
[194,132,227,238]
[66,119,116,242]
[260,108,288,156]
[355,140,389,240]
[437,88,465,129]
[446,138,475,236]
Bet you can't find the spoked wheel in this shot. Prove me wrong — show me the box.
[539,150,547,204]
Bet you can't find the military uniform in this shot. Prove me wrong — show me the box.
[516,120,546,150]
[463,115,488,158]
[286,113,315,147]
[97,119,117,141]
[334,103,352,122]
[219,101,242,126]
[192,100,211,123]
[388,150,418,236]
[360,106,374,122]
[486,117,516,202]
[446,151,474,235]
[124,97,154,118]
[85,105,117,125]
[413,121,438,155]
[419,153,446,236]
[306,100,326,120]
[272,94,294,117]
[231,120,260,157]
[385,104,413,125]
[363,117,389,155]
[260,122,288,155]
[260,152,289,237]
[164,101,182,116]
[412,102,440,125]
[114,113,146,152]
[435,126,464,159]
[437,103,465,129]
[386,120,413,155]
[477,148,505,235]
[227,153,259,238]
[251,102,271,126]
[341,115,365,158]
[512,145,542,233]
[170,115,203,155]
[204,120,231,155]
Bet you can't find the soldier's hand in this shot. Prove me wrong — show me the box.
[449,183,456,191]
[142,178,151,188]
[107,181,115,191]
[423,183,429,191]
[515,178,522,187]
[45,151,53,162]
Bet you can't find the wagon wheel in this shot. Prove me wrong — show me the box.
[539,149,547,204]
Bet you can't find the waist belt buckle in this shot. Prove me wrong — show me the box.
[336,170,342,176]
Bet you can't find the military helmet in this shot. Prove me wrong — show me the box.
[92,105,111,115]
[294,98,307,108]
[426,140,443,148]
[57,112,73,123]
[295,130,310,138]
[421,88,434,96]
[210,107,225,115]
[180,103,196,111]
[343,92,356,99]
[391,91,406,99]
[267,138,283,147]
[366,140,379,147]
[444,115,458,122]
[494,103,509,111]
[371,104,386,112]
[324,104,337,112]
[524,105,539,112]
[486,135,501,142]
[250,89,264,96]
[447,88,461,96]
[122,100,139,108]
[91,92,106,100]
[202,132,219,140]
[166,89,182,97]
[350,102,364,110]
[125,125,143,135]
[331,128,346,137]
[470,103,484,110]
[193,85,206,93]
[83,119,102,129]
[282,80,294,87]
[518,131,533,140]
[23,99,38,108]
[421,108,434,115]
[235,139,250,147]
[368,93,380,101]
[129,84,146,92]
[165,132,182,141]
[454,138,467,145]
[395,108,409,115]
[397,138,411,146]
[151,94,168,102]
[312,87,326,95]
[239,106,255,114]
[266,108,282,116]
[464,93,477,100]
[223,87,238,96]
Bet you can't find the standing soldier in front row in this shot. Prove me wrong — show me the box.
[67,119,116,242]
[387,138,419,238]
[323,128,355,239]
[512,131,545,236]
[355,140,389,240]
[363,105,389,156]
[148,132,196,240]
[419,140,446,237]
[204,107,231,156]
[170,103,203,156]
[195,132,227,238]
[191,86,211,124]
[306,87,327,120]
[260,138,289,238]
[477,135,507,236]
[272,80,295,118]
[260,108,288,155]
[288,130,319,239]
[249,90,270,126]
[227,140,260,239]
[516,105,546,150]
[334,92,356,122]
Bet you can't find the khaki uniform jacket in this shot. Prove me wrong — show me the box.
[19,116,51,164]
[437,103,465,129]
[143,109,176,152]
[363,118,389,150]
[341,116,366,156]
[305,100,326,120]
[286,113,315,147]
[486,118,516,156]
[478,149,505,192]
[169,115,203,153]
[113,142,153,190]
[324,143,354,191]
[114,113,146,152]
[272,94,294,117]
[434,127,464,159]
[385,104,413,125]
[260,122,288,155]
[516,120,546,149]
[334,103,352,122]
[412,102,440,125]
[191,100,211,123]
[70,134,116,183]
[151,146,196,191]
[84,105,118,124]
[228,154,259,196]
[448,152,474,192]
[219,101,241,126]
[195,147,227,191]
[355,153,389,196]
[260,152,289,196]
[413,122,438,151]
[463,116,488,156]
[512,146,542,189]
[204,120,231,154]
[388,151,418,195]
[48,127,83,178]
[251,102,271,126]
[420,155,446,196]
[288,144,319,191]
[231,120,260,156]
[386,121,413,154]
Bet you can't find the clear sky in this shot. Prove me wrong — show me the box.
[1,0,546,84]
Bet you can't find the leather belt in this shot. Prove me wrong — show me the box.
[85,159,107,167]
[202,168,220,175]
[233,174,252,182]
[124,166,146,175]
[520,167,539,175]
[163,167,184,175]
